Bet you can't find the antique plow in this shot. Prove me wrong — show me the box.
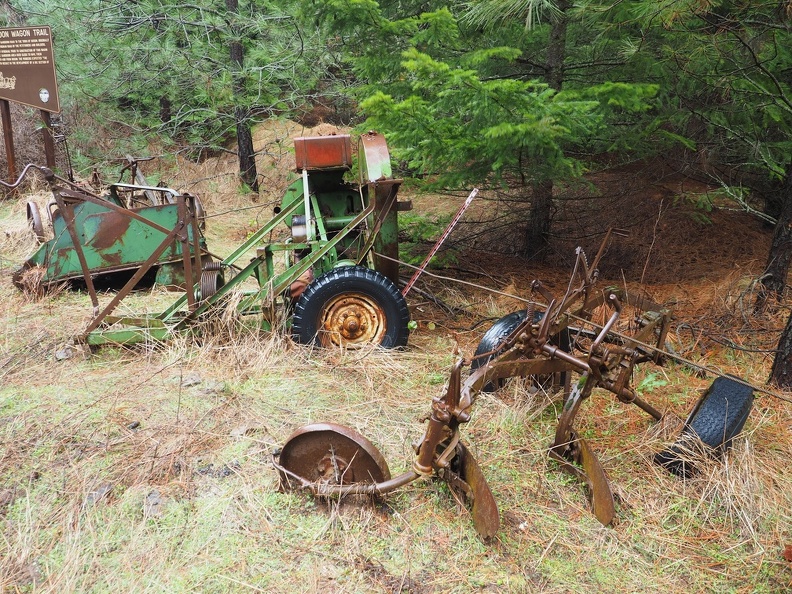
[274,231,710,538]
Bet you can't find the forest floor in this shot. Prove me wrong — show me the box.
[1,119,791,593]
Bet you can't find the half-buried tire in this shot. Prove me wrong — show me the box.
[654,375,754,477]
[471,310,572,393]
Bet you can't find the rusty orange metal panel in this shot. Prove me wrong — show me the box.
[294,135,352,170]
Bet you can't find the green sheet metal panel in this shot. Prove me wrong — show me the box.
[18,201,202,285]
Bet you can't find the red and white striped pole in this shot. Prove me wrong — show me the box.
[402,188,478,297]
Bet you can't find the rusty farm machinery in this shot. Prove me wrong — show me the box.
[274,231,755,539]
[9,132,412,349]
[6,133,755,538]
[14,158,208,292]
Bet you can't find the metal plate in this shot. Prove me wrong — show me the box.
[577,437,616,526]
[278,423,390,490]
[358,131,392,183]
[456,441,500,539]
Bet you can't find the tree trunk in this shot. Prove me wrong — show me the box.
[756,161,792,311]
[524,1,569,257]
[227,0,259,193]
[770,307,792,386]
[159,96,171,125]
[524,179,554,257]
[545,1,569,93]
[234,104,258,190]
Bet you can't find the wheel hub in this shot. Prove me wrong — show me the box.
[316,452,350,483]
[321,293,386,347]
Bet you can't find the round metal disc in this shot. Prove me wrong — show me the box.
[278,423,390,490]
[26,201,45,244]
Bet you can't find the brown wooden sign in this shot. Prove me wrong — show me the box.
[0,26,60,113]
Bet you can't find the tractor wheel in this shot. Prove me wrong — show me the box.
[26,201,45,244]
[471,310,571,393]
[292,265,409,348]
[654,375,754,477]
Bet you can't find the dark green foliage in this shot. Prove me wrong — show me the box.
[302,0,664,254]
[9,0,325,169]
[398,211,455,267]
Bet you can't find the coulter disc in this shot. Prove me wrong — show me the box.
[278,423,390,490]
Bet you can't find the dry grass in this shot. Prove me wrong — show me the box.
[2,127,792,592]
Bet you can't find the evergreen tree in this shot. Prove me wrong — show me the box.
[622,1,792,384]
[303,0,663,255]
[12,0,323,186]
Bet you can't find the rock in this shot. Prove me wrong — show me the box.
[180,373,201,387]
[85,483,113,506]
[144,489,164,518]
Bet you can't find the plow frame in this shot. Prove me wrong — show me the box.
[275,230,675,538]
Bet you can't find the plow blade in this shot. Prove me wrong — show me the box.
[456,442,500,539]
[577,437,615,526]
[550,435,615,526]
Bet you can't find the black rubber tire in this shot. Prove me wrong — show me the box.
[471,310,572,392]
[654,375,754,477]
[292,265,410,349]
[471,311,529,392]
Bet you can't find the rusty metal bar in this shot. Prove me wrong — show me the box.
[81,222,185,336]
[190,196,202,301]
[274,455,421,496]
[354,180,400,270]
[0,163,47,190]
[178,196,196,311]
[53,193,100,313]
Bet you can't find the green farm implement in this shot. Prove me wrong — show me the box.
[11,132,412,349]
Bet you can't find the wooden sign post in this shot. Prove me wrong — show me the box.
[0,26,61,182]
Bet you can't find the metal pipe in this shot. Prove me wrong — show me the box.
[302,168,312,241]
[112,183,180,196]
[542,343,591,372]
[312,471,422,496]
[591,293,621,352]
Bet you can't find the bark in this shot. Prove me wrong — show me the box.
[227,0,259,192]
[159,96,171,125]
[770,307,792,386]
[234,104,258,191]
[756,162,792,311]
[524,179,554,257]
[545,1,569,93]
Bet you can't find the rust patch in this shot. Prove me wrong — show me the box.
[101,252,123,267]
[88,211,131,250]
